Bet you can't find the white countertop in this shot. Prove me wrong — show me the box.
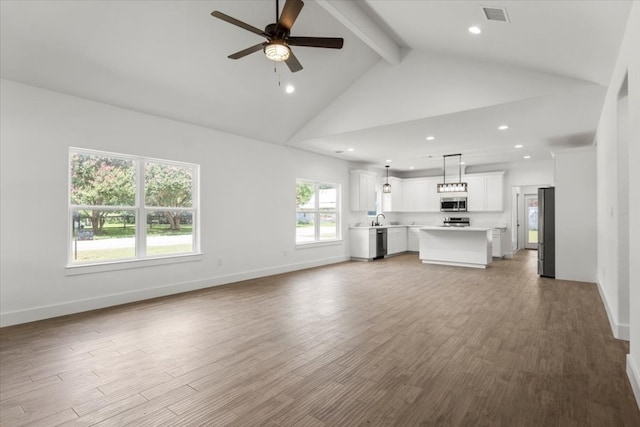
[349,225,424,230]
[420,226,492,232]
[350,225,495,231]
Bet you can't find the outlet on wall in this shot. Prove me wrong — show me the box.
[283,250,288,257]
[217,258,222,266]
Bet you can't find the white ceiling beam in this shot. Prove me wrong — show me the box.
[315,0,401,65]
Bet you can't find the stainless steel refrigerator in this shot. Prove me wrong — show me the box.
[538,187,555,278]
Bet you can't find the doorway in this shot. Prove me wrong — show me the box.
[524,194,538,249]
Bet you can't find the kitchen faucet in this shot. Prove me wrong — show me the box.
[375,213,386,226]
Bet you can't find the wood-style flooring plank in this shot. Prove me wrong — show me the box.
[1,251,638,426]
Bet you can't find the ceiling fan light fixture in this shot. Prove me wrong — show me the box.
[264,42,290,61]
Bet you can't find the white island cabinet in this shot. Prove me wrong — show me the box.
[419,227,493,268]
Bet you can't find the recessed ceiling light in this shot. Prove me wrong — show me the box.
[426,136,435,141]
[523,155,531,159]
[409,166,415,170]
[347,148,354,152]
[514,144,523,148]
[285,84,295,94]
[385,159,392,163]
[468,26,482,35]
[498,125,509,130]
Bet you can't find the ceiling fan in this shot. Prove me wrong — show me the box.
[211,0,344,73]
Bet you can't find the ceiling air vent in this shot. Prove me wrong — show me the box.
[481,6,510,23]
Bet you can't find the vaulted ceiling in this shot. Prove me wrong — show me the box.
[1,0,633,171]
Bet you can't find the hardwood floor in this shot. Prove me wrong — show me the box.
[1,250,638,426]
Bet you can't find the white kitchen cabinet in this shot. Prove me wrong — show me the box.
[426,178,441,212]
[402,178,428,212]
[381,177,403,212]
[407,227,421,251]
[387,227,407,255]
[492,229,502,257]
[492,228,509,258]
[465,175,485,212]
[485,174,504,211]
[350,228,376,260]
[465,172,504,212]
[350,170,377,212]
[373,172,503,213]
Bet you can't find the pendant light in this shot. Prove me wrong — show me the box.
[437,154,467,193]
[383,165,391,193]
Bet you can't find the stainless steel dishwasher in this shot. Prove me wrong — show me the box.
[375,228,387,259]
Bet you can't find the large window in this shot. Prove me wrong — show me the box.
[296,180,340,244]
[69,148,199,265]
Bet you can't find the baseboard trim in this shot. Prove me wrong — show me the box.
[596,281,630,341]
[0,255,349,327]
[628,355,640,411]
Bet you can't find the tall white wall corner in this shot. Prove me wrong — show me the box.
[627,355,640,411]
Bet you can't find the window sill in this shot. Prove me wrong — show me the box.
[65,253,203,276]
[295,240,343,250]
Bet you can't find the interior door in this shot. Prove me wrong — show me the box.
[524,194,538,249]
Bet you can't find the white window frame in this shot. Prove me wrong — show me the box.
[66,147,201,274]
[296,179,341,246]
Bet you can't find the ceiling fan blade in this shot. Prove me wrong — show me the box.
[285,50,303,73]
[228,42,267,60]
[276,0,304,33]
[286,37,344,49]
[211,11,269,38]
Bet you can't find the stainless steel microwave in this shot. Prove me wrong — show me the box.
[441,197,467,212]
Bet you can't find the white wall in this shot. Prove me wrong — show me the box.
[554,148,597,283]
[0,79,351,326]
[595,1,640,407]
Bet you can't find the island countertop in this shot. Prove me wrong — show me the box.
[419,226,492,232]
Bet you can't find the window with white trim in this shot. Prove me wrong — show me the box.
[296,180,340,244]
[69,148,199,265]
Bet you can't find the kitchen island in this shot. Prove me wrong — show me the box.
[419,226,492,268]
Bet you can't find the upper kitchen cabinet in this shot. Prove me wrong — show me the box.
[381,177,403,212]
[382,176,440,212]
[465,172,505,211]
[350,170,377,212]
[402,178,429,212]
[426,178,441,212]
